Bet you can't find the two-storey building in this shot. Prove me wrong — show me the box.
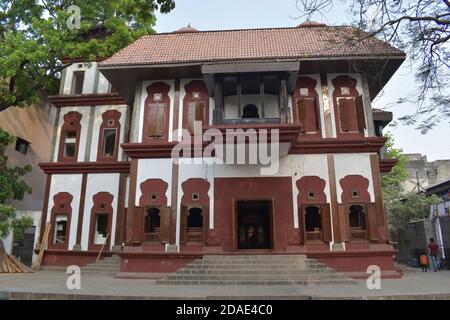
[39,23,405,278]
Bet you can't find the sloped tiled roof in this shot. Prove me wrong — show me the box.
[99,25,405,68]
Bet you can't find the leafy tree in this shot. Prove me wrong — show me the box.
[378,132,441,240]
[294,0,450,131]
[387,193,441,241]
[381,132,408,203]
[0,0,175,112]
[11,215,34,242]
[0,128,32,247]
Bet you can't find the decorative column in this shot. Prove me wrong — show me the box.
[213,78,224,124]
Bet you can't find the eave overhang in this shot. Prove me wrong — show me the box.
[48,93,127,107]
[39,161,131,174]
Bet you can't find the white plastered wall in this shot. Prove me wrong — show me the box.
[46,174,83,251]
[62,62,97,95]
[81,173,120,251]
[53,107,91,162]
[89,105,128,161]
[135,159,173,207]
[138,80,175,143]
[333,153,375,203]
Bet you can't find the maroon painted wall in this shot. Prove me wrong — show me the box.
[214,177,294,252]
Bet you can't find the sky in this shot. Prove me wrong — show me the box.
[155,0,450,161]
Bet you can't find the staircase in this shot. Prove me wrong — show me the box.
[157,255,357,285]
[81,255,121,277]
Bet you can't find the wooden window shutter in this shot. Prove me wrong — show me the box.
[180,206,188,243]
[298,207,305,245]
[133,207,143,244]
[366,203,379,241]
[159,206,171,243]
[355,95,366,132]
[338,204,350,242]
[297,99,306,128]
[147,104,166,137]
[195,102,205,122]
[147,104,157,137]
[155,104,166,137]
[313,97,320,132]
[304,98,318,132]
[321,204,332,242]
[338,98,350,132]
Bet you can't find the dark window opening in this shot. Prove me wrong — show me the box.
[187,208,203,228]
[54,215,68,245]
[305,206,322,241]
[15,137,29,155]
[349,204,367,240]
[94,214,108,245]
[242,104,259,118]
[63,130,77,158]
[72,71,85,95]
[186,207,203,242]
[144,207,160,241]
[102,128,116,157]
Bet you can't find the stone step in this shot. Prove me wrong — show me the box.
[157,255,355,286]
[184,263,327,270]
[165,275,347,282]
[81,267,120,272]
[81,271,118,277]
[157,279,357,285]
[175,268,335,275]
[85,262,120,268]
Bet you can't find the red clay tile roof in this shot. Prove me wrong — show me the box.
[99,26,405,68]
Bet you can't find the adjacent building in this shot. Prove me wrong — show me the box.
[402,153,450,194]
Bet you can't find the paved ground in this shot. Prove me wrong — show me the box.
[1,269,450,299]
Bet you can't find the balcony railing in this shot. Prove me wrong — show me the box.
[215,117,281,125]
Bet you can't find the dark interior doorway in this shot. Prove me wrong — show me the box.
[236,200,272,249]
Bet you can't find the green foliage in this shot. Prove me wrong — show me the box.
[387,193,441,241]
[0,0,176,111]
[0,127,32,238]
[11,215,34,242]
[381,132,409,202]
[380,132,441,240]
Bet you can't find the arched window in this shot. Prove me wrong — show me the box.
[58,112,82,162]
[97,110,121,161]
[143,82,170,142]
[144,207,160,241]
[332,76,366,137]
[349,204,367,240]
[183,80,209,134]
[186,207,203,242]
[294,77,321,135]
[49,192,73,250]
[242,104,260,118]
[304,205,322,241]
